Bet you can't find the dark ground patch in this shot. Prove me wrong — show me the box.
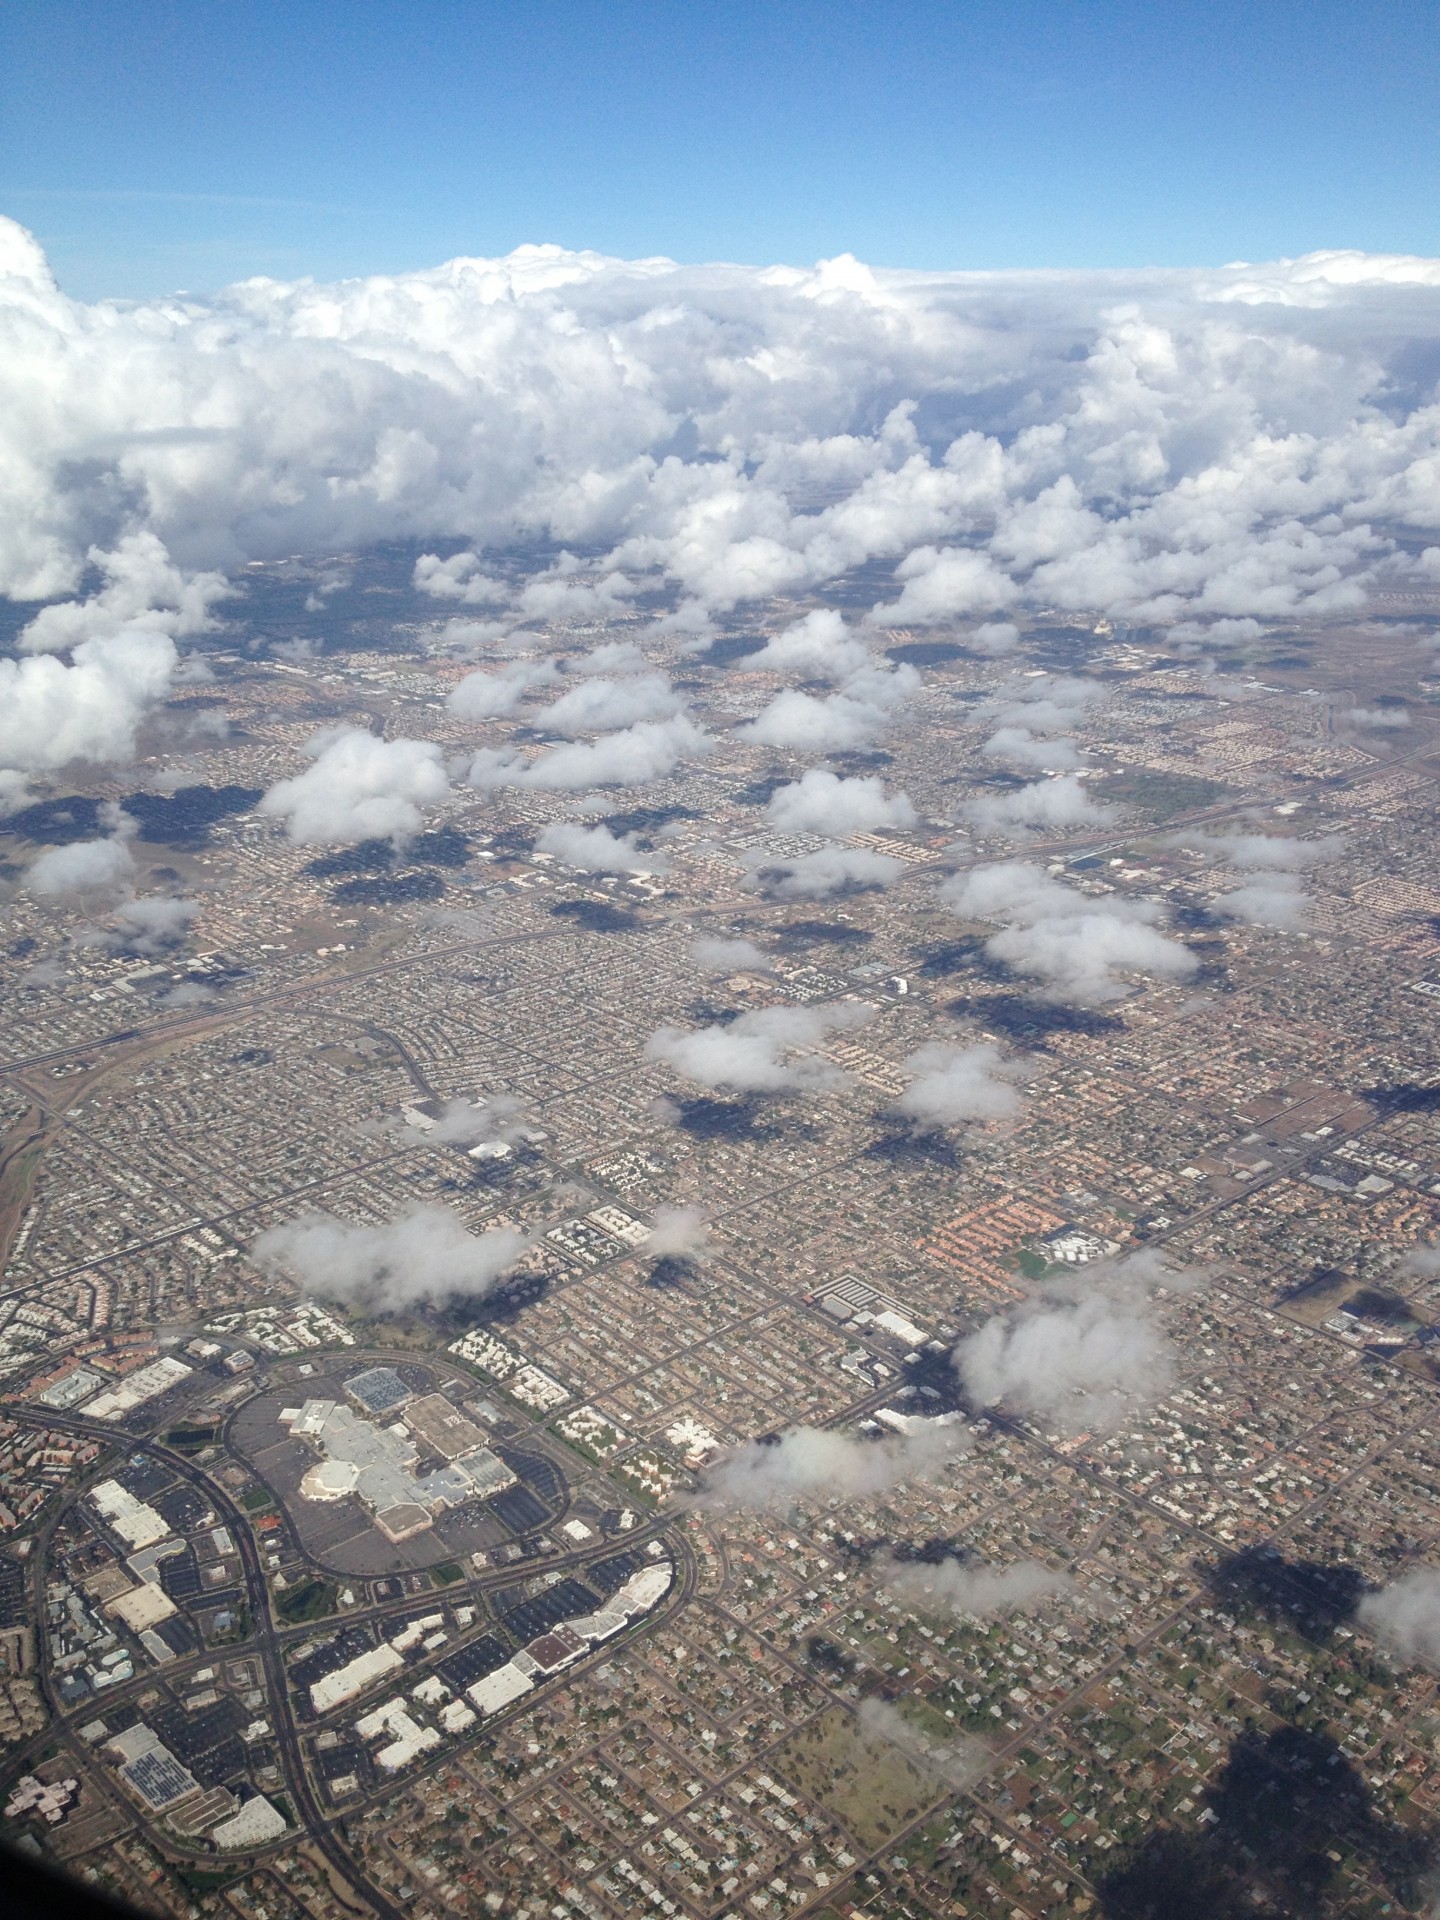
[550,899,645,933]
[1097,1722,1432,1919]
[1199,1544,1368,1643]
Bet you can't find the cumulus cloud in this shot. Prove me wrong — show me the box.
[869,545,1020,626]
[26,833,136,902]
[1358,1567,1440,1668]
[540,672,681,735]
[535,819,669,874]
[765,768,917,836]
[1176,827,1344,931]
[739,661,919,751]
[0,632,178,774]
[1341,705,1410,729]
[963,772,1115,837]
[1211,870,1312,931]
[19,532,231,654]
[693,1418,965,1511]
[980,727,1085,772]
[448,657,561,719]
[251,1203,528,1313]
[645,1000,873,1093]
[969,620,1020,656]
[953,1251,1188,1434]
[881,1555,1073,1620]
[409,1096,528,1149]
[645,1204,711,1260]
[744,844,903,899]
[105,895,198,954]
[413,550,507,605]
[259,726,449,844]
[890,1041,1025,1130]
[942,860,1196,1003]
[690,934,774,972]
[572,639,650,675]
[852,1698,987,1792]
[749,609,871,681]
[739,687,879,753]
[13,220,1440,756]
[1182,830,1345,871]
[468,713,710,791]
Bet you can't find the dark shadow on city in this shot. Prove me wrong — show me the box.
[1096,1721,1433,1919]
[913,934,1008,981]
[773,919,874,951]
[1361,1081,1440,1115]
[648,1254,700,1289]
[595,803,700,839]
[945,992,1125,1044]
[705,633,768,666]
[735,773,793,807]
[751,866,890,902]
[305,827,472,878]
[333,870,447,906]
[1199,1543,1367,1643]
[119,785,266,848]
[549,899,646,933]
[864,1122,964,1170]
[663,1094,786,1143]
[886,638,966,666]
[432,1268,552,1331]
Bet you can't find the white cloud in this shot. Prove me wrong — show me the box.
[868,545,1020,626]
[693,1418,965,1511]
[19,532,231,655]
[953,1251,1188,1435]
[980,674,1104,734]
[1211,870,1312,931]
[1340,705,1410,729]
[690,934,774,972]
[969,620,1020,655]
[534,820,669,874]
[447,657,561,719]
[942,860,1196,1003]
[251,1203,528,1313]
[738,687,880,752]
[881,1555,1073,1620]
[645,1000,872,1093]
[1175,827,1344,931]
[468,712,711,791]
[0,632,178,774]
[540,672,681,735]
[259,726,450,844]
[10,218,1440,760]
[572,639,650,674]
[410,1095,528,1149]
[1358,1567,1440,1668]
[105,895,198,954]
[413,550,507,604]
[739,661,919,752]
[890,1041,1025,1130]
[765,768,917,836]
[852,1698,987,1792]
[26,835,136,902]
[744,845,903,899]
[980,728,1085,772]
[963,772,1115,837]
[749,610,871,681]
[645,1205,710,1260]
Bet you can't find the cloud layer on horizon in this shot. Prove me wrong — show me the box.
[10,221,1440,777]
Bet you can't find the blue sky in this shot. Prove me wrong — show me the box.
[3,0,1438,299]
